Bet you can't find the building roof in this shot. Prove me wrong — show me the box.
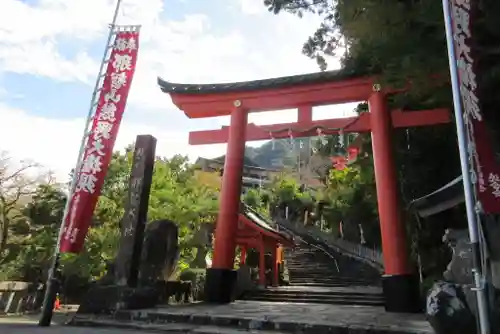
[240,203,293,245]
[195,156,281,172]
[158,69,358,95]
[409,176,464,217]
[211,155,261,168]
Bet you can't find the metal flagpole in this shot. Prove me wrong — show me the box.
[440,1,490,333]
[38,0,124,326]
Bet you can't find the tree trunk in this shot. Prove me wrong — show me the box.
[0,214,8,260]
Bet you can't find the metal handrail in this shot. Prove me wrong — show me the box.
[278,223,340,272]
[277,218,384,272]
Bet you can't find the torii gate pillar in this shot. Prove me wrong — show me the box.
[369,89,420,313]
[205,101,247,303]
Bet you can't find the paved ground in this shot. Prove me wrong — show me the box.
[2,301,433,333]
[77,300,433,333]
[0,313,159,334]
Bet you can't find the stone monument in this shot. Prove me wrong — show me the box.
[138,219,179,284]
[115,135,157,287]
[76,135,158,314]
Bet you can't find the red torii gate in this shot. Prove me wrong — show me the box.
[158,71,450,313]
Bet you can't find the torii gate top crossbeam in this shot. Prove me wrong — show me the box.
[158,70,451,145]
[158,70,374,118]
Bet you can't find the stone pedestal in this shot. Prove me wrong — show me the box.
[77,285,159,314]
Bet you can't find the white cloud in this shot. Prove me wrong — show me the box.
[0,42,98,83]
[0,0,328,109]
[0,0,352,180]
[0,103,226,181]
[0,0,163,83]
[238,0,267,15]
[0,0,163,43]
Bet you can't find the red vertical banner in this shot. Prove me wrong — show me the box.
[60,29,140,253]
[449,0,500,213]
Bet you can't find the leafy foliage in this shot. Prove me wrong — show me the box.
[0,152,51,264]
[0,146,220,284]
[264,0,500,151]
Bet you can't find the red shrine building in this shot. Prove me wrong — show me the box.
[158,70,450,313]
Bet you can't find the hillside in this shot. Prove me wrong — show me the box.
[245,138,311,169]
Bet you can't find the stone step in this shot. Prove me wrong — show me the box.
[288,282,375,287]
[289,278,375,284]
[288,272,371,278]
[288,272,369,277]
[286,263,338,268]
[264,285,383,293]
[249,290,384,299]
[286,264,336,268]
[246,293,384,303]
[288,272,347,277]
[289,277,374,283]
[290,271,379,277]
[286,261,334,264]
[289,271,372,276]
[242,295,385,306]
[287,268,338,272]
[289,281,375,286]
[289,281,374,286]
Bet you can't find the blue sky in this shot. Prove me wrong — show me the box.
[0,0,357,179]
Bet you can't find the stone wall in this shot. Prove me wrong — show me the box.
[0,281,43,314]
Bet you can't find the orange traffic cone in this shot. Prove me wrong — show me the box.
[54,293,61,310]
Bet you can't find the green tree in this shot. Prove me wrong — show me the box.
[0,184,64,281]
[0,152,47,263]
[243,188,262,208]
[0,146,221,283]
[264,0,500,153]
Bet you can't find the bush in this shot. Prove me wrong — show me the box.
[179,268,206,301]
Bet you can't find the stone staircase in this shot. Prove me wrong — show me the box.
[286,244,380,286]
[242,242,385,306]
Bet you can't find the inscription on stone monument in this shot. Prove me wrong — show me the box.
[115,135,157,287]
